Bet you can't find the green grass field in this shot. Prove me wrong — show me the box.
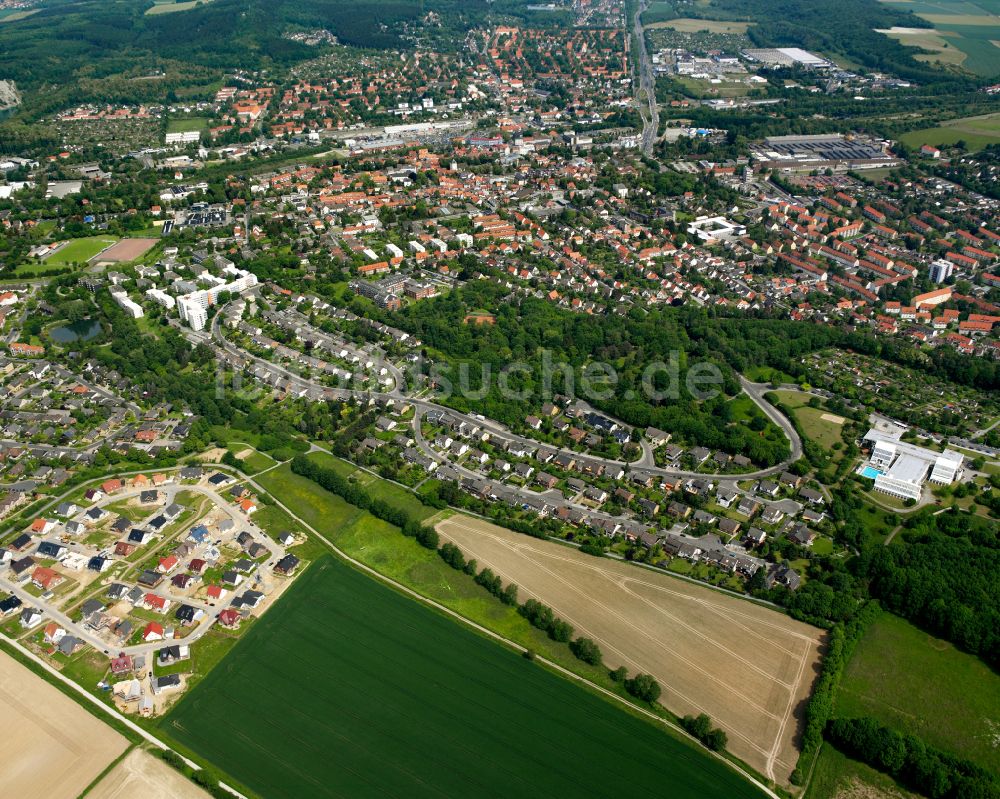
[226,443,275,475]
[304,451,437,522]
[837,613,1000,775]
[166,116,209,133]
[160,557,767,799]
[145,0,218,15]
[43,235,118,265]
[900,111,1000,151]
[808,743,919,799]
[772,390,846,453]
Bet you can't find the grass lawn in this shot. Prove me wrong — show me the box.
[745,365,795,384]
[226,444,275,475]
[43,236,119,266]
[772,389,845,453]
[808,743,918,799]
[837,613,1000,775]
[166,117,209,134]
[304,451,436,522]
[900,112,1000,152]
[159,557,768,799]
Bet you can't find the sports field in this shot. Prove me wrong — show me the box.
[837,612,1000,775]
[436,516,824,785]
[43,236,119,265]
[900,111,1000,151]
[160,557,768,799]
[0,652,128,799]
[92,237,158,263]
[166,117,209,133]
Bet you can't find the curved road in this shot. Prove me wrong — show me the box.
[207,303,802,482]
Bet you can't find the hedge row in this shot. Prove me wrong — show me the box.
[791,600,881,784]
[826,717,1000,799]
[290,456,439,549]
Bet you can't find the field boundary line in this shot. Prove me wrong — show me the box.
[245,471,782,799]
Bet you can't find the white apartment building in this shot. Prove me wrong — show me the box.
[110,289,144,319]
[177,269,258,331]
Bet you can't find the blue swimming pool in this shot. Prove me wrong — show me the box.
[860,465,882,479]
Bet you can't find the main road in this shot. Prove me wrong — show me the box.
[632,0,660,156]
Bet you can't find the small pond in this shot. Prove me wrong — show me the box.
[49,319,102,343]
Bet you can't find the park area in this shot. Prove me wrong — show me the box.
[836,612,1000,776]
[435,516,824,785]
[0,651,128,799]
[159,557,768,799]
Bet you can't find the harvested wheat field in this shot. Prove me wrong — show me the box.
[0,652,128,799]
[88,748,210,799]
[436,516,824,786]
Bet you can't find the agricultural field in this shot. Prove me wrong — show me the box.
[88,748,210,799]
[899,111,1000,151]
[42,235,118,265]
[836,612,1000,775]
[160,557,769,799]
[0,652,129,799]
[877,26,969,68]
[145,0,218,15]
[878,0,1000,75]
[646,17,753,32]
[435,516,825,785]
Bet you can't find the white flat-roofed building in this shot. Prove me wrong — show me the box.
[110,290,144,319]
[177,269,258,331]
[862,429,963,501]
[146,288,176,310]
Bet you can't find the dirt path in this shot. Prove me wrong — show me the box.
[436,516,824,786]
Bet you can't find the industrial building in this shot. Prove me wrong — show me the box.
[741,48,832,69]
[860,429,963,501]
[750,134,901,173]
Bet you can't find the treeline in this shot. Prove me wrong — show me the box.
[290,455,440,549]
[792,601,881,783]
[291,456,673,716]
[861,512,1000,668]
[708,0,980,87]
[826,717,1000,799]
[680,714,728,752]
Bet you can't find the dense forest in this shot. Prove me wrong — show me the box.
[374,281,799,465]
[705,0,989,85]
[0,0,543,119]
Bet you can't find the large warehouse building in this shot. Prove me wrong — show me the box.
[750,133,901,173]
